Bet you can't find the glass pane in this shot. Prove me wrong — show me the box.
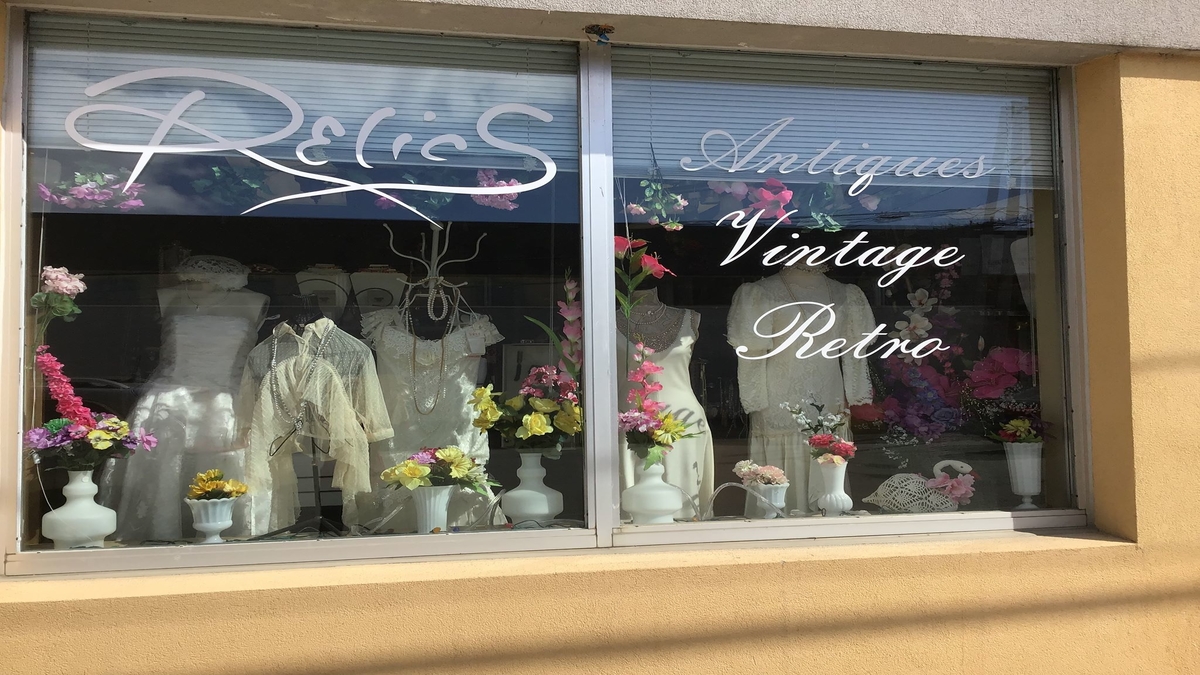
[612,47,1068,525]
[21,15,585,550]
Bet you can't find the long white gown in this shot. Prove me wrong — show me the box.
[618,308,715,520]
[727,267,876,514]
[101,314,258,542]
[359,308,505,532]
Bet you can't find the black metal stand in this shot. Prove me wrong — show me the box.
[252,438,345,540]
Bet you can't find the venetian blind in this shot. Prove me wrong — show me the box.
[26,14,580,172]
[612,48,1055,190]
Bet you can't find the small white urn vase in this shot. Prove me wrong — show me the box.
[1004,442,1043,510]
[816,461,853,516]
[501,452,564,526]
[42,470,116,549]
[621,461,683,525]
[185,497,237,544]
[753,483,789,519]
[412,485,454,533]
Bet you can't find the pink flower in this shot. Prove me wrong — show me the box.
[471,169,521,210]
[808,433,834,448]
[626,203,647,215]
[748,178,794,223]
[409,448,438,465]
[670,197,688,213]
[33,346,93,427]
[115,199,144,211]
[708,181,749,198]
[375,193,400,209]
[636,254,674,279]
[40,266,87,298]
[858,193,881,211]
[926,473,975,505]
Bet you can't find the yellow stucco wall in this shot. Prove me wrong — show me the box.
[1,21,1199,674]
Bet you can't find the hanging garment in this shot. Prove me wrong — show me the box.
[101,314,257,542]
[617,308,715,520]
[237,318,393,534]
[727,268,876,514]
[359,308,504,532]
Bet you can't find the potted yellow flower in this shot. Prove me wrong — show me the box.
[470,366,583,526]
[184,469,249,544]
[381,447,497,533]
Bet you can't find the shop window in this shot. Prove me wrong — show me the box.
[21,15,585,550]
[610,48,1070,526]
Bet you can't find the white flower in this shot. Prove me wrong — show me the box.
[894,311,932,341]
[907,288,938,313]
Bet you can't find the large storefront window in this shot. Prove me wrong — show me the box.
[14,13,1078,564]
[610,49,1069,524]
[22,15,584,549]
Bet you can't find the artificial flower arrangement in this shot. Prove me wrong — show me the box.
[24,346,157,471]
[782,398,857,466]
[625,176,688,231]
[924,471,976,506]
[988,416,1044,444]
[618,342,698,468]
[381,446,498,494]
[614,236,675,317]
[733,460,787,486]
[471,367,583,459]
[37,169,145,211]
[187,469,249,500]
[471,272,584,459]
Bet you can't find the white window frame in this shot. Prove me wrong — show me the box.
[0,8,1088,577]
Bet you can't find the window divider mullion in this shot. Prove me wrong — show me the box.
[578,41,619,548]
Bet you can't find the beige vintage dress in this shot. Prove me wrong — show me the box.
[727,267,876,514]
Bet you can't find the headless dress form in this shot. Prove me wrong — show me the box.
[727,266,876,515]
[617,290,715,520]
[101,282,268,542]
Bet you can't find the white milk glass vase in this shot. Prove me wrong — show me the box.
[185,497,237,544]
[816,461,853,516]
[755,483,789,519]
[621,457,682,525]
[412,485,455,533]
[42,469,116,549]
[1004,441,1043,510]
[501,451,564,526]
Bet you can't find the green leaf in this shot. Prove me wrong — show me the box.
[642,446,665,470]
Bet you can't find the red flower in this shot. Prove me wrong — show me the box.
[808,433,834,448]
[637,254,675,279]
[748,178,794,224]
[830,440,857,459]
[614,236,648,258]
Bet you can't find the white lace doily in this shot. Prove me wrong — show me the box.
[863,460,973,513]
[176,255,249,290]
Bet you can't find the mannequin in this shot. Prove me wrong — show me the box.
[617,288,715,520]
[296,264,352,320]
[726,264,876,514]
[351,265,409,313]
[102,255,268,543]
[237,317,393,535]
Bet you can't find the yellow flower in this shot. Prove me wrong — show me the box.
[651,412,688,446]
[86,429,115,449]
[529,397,560,414]
[473,404,502,430]
[187,481,216,499]
[469,385,497,409]
[381,460,432,491]
[434,448,474,479]
[223,480,249,498]
[198,469,225,483]
[515,412,552,439]
[505,394,526,411]
[435,446,466,463]
[553,403,582,434]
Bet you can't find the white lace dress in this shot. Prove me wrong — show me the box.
[727,269,877,514]
[237,318,394,534]
[101,314,257,542]
[617,309,715,520]
[359,308,505,532]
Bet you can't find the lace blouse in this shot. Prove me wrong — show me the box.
[236,318,393,534]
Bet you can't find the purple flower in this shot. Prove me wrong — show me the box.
[116,199,144,211]
[409,449,438,465]
[24,427,54,450]
[931,407,961,426]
